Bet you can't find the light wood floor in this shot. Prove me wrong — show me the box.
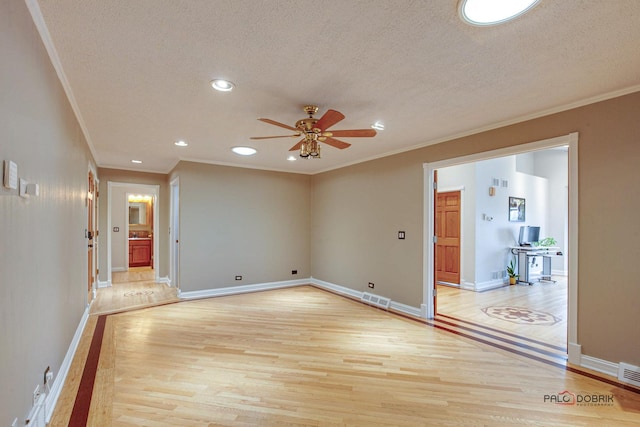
[91,268,179,315]
[51,285,639,426]
[436,277,567,349]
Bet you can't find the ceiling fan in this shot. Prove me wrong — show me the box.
[251,105,377,158]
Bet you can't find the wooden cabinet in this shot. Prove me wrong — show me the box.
[129,238,152,267]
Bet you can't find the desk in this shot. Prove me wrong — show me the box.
[510,246,562,285]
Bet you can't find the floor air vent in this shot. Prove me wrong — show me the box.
[361,292,391,309]
[618,362,640,388]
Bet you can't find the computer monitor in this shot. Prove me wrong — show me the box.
[518,226,540,246]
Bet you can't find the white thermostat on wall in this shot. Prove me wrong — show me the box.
[3,160,18,190]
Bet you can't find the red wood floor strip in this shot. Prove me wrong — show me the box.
[68,314,106,426]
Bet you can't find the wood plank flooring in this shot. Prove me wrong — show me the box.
[91,269,178,315]
[436,278,567,348]
[50,285,640,426]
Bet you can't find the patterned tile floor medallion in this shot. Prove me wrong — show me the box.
[482,306,560,325]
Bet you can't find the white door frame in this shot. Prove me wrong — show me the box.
[169,177,180,292]
[422,132,580,364]
[107,182,160,284]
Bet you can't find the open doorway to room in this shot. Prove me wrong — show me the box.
[424,133,579,364]
[92,182,177,315]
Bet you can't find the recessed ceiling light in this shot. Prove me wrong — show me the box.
[131,159,143,164]
[174,140,188,147]
[231,146,257,156]
[459,0,540,26]
[287,155,297,161]
[211,79,235,92]
[371,121,385,131]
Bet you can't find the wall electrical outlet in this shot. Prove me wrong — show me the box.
[291,270,297,275]
[368,282,375,289]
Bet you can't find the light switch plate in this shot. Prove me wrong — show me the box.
[3,160,18,189]
[19,178,28,198]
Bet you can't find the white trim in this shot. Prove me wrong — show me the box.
[389,301,422,317]
[45,306,90,423]
[459,280,475,291]
[423,133,579,363]
[474,279,508,292]
[566,133,579,364]
[568,342,582,367]
[111,267,126,272]
[179,279,309,300]
[157,276,171,286]
[437,186,465,193]
[310,278,422,318]
[25,0,99,164]
[581,355,619,378]
[97,280,111,288]
[169,177,180,291]
[309,277,362,299]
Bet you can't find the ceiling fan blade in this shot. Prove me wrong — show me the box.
[322,136,351,150]
[328,129,377,138]
[250,134,300,140]
[258,118,299,132]
[289,139,305,151]
[314,109,345,131]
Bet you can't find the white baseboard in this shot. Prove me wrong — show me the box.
[389,301,422,317]
[112,267,126,272]
[310,277,422,318]
[45,306,90,423]
[552,269,568,276]
[460,280,475,291]
[179,278,309,300]
[581,354,619,378]
[309,277,362,299]
[97,280,111,288]
[474,279,506,292]
[157,276,171,286]
[567,342,582,365]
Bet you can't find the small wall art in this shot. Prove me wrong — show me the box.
[509,196,525,222]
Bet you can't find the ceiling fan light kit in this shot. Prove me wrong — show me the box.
[251,105,377,159]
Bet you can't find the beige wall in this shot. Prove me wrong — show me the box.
[169,161,311,291]
[0,0,95,422]
[97,169,169,280]
[312,91,640,366]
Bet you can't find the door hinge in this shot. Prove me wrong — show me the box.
[95,230,99,237]
[433,181,437,190]
[433,235,438,243]
[96,268,99,275]
[96,191,99,198]
[433,289,437,296]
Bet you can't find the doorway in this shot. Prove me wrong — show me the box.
[107,182,160,285]
[435,190,461,286]
[423,133,580,364]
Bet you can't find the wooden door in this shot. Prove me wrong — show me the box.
[87,171,96,303]
[435,191,461,285]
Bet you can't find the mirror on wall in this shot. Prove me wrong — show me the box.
[128,195,153,226]
[129,202,147,225]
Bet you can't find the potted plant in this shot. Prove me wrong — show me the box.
[507,258,519,285]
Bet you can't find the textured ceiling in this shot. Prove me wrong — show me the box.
[33,0,640,174]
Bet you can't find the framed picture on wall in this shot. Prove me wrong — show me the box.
[509,197,525,222]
